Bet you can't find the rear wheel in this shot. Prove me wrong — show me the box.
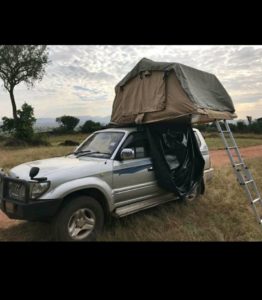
[53,196,104,241]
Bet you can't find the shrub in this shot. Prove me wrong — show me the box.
[1,103,36,141]
[80,120,103,133]
[55,115,80,133]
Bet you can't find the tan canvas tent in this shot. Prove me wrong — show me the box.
[111,58,237,125]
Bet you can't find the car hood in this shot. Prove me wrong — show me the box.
[9,155,111,181]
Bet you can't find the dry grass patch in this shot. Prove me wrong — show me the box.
[99,158,262,241]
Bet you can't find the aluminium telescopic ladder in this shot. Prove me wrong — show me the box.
[215,120,262,224]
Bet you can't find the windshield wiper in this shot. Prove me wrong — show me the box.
[76,151,111,158]
[67,150,111,157]
[66,150,92,156]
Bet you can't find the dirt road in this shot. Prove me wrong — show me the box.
[210,145,262,168]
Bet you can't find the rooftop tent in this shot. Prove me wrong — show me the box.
[110,58,237,125]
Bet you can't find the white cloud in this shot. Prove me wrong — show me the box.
[0,45,262,120]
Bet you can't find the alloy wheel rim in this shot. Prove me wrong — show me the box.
[68,208,96,240]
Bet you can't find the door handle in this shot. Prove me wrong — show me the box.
[147,166,154,171]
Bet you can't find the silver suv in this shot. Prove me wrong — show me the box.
[0,127,213,241]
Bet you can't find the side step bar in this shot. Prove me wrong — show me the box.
[114,194,177,218]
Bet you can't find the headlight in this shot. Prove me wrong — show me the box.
[8,181,26,201]
[30,181,50,199]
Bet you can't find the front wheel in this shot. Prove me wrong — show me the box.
[53,196,104,241]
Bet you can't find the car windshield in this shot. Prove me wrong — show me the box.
[75,132,124,158]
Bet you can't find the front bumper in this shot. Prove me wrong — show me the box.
[0,198,63,221]
[0,173,62,221]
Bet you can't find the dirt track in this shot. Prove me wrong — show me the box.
[1,145,262,226]
[210,145,262,168]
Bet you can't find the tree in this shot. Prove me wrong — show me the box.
[56,115,80,132]
[80,120,103,133]
[236,121,246,133]
[1,103,36,140]
[246,116,252,126]
[0,45,49,122]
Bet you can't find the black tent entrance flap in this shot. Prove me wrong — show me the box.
[145,122,205,198]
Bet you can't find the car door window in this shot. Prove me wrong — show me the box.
[118,132,150,159]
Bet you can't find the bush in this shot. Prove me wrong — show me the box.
[80,120,103,133]
[1,103,36,141]
[59,140,79,146]
[55,115,80,133]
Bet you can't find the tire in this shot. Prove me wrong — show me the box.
[53,196,104,241]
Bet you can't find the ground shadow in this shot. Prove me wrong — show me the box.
[0,221,53,241]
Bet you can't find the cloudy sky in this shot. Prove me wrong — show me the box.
[0,45,262,120]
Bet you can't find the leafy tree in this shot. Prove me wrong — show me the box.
[250,120,262,134]
[0,45,49,122]
[56,115,80,132]
[80,120,103,133]
[236,121,246,133]
[1,103,36,141]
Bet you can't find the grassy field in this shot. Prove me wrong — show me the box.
[0,157,261,241]
[0,133,88,169]
[0,132,262,241]
[45,133,89,146]
[1,132,261,169]
[203,133,262,150]
[99,158,262,241]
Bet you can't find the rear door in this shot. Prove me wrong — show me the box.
[193,129,210,170]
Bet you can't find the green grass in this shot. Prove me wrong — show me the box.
[203,133,262,150]
[206,137,262,150]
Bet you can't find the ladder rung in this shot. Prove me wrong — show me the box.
[252,198,261,204]
[221,130,230,133]
[244,180,254,184]
[226,146,237,150]
[233,161,243,165]
[235,163,244,167]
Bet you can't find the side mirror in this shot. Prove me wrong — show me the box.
[120,148,135,160]
[29,167,40,179]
